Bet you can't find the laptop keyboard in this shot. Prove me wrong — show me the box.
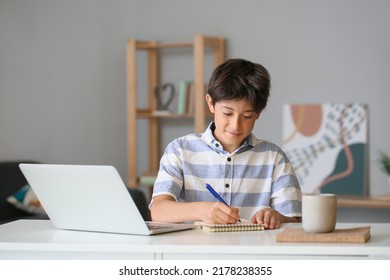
[147,224,172,230]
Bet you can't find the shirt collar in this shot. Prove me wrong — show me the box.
[202,122,255,153]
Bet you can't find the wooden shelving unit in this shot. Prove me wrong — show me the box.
[126,35,225,188]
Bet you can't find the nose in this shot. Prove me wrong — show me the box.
[230,115,242,131]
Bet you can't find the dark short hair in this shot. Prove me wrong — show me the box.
[207,58,271,113]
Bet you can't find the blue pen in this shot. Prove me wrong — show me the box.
[205,183,229,205]
[205,183,241,222]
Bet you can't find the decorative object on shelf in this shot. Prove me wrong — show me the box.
[139,172,157,186]
[283,103,368,195]
[378,151,390,190]
[177,80,195,115]
[153,82,175,114]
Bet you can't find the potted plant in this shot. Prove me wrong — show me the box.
[378,151,390,189]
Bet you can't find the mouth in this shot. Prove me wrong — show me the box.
[227,131,242,137]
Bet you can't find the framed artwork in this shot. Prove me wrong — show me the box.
[282,103,368,195]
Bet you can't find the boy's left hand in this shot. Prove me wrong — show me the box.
[251,208,282,229]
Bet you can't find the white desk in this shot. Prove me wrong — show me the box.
[0,220,389,260]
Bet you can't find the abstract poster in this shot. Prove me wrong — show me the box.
[282,103,368,195]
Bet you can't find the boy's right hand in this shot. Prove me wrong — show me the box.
[150,195,240,224]
[198,202,240,224]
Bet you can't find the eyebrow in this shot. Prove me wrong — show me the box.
[221,105,256,113]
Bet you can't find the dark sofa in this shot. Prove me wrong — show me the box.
[0,161,150,224]
[0,161,42,224]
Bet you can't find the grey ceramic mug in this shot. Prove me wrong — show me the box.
[302,193,337,233]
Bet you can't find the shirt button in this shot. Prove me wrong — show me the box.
[215,143,219,147]
[227,157,231,162]
[225,184,230,188]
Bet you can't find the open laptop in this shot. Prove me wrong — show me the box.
[19,163,195,235]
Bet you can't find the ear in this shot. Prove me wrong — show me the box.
[205,94,215,113]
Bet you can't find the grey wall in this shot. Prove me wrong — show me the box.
[1,0,390,196]
[0,0,136,178]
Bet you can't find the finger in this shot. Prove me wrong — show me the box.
[262,210,273,227]
[216,204,240,224]
[230,207,240,220]
[268,215,277,229]
[255,211,265,224]
[263,209,275,228]
[251,215,257,224]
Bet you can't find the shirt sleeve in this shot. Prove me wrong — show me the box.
[270,149,302,217]
[151,139,184,202]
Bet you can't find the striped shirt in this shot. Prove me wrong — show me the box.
[151,122,302,220]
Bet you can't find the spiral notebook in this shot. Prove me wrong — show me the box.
[195,220,264,232]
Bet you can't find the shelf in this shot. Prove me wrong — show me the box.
[337,195,390,209]
[135,36,224,50]
[137,110,204,119]
[135,42,194,49]
[127,35,225,188]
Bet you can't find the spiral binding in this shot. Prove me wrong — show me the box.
[206,223,264,232]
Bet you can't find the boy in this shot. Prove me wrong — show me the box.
[150,58,301,229]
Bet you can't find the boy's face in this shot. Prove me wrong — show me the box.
[206,94,259,153]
